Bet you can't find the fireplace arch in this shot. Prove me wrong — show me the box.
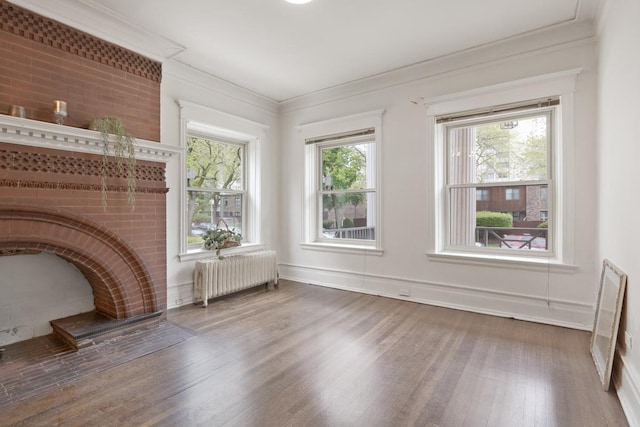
[0,206,157,319]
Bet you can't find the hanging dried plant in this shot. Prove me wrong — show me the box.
[90,116,136,210]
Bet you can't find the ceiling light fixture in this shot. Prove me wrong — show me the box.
[286,0,313,4]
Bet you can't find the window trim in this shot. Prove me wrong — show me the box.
[177,100,268,260]
[425,69,580,266]
[299,109,384,255]
[185,136,247,251]
[315,135,376,246]
[442,107,555,258]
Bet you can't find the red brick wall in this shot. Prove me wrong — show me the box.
[0,2,166,319]
[0,1,161,141]
[0,143,168,319]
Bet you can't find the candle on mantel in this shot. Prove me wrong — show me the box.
[53,100,67,125]
[53,100,67,116]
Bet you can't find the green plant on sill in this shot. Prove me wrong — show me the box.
[202,227,242,259]
[90,116,136,211]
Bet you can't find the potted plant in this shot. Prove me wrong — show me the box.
[90,116,136,210]
[202,219,242,259]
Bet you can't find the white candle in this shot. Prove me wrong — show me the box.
[53,100,67,116]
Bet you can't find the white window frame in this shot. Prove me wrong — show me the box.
[185,133,247,250]
[443,108,554,257]
[425,69,580,267]
[299,109,384,255]
[177,100,267,261]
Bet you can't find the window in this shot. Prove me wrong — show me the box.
[476,188,489,201]
[301,110,383,253]
[511,211,525,221]
[177,100,266,259]
[427,70,579,264]
[186,135,245,247]
[317,136,375,241]
[442,102,554,254]
[540,211,549,221]
[505,187,520,201]
[540,185,548,201]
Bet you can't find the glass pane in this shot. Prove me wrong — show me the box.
[321,142,372,191]
[187,136,243,190]
[448,115,548,185]
[450,185,549,251]
[321,192,375,241]
[187,191,243,245]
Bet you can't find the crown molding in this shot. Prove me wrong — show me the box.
[279,20,596,113]
[165,61,280,116]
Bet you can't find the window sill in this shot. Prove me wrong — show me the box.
[301,242,383,256]
[426,251,577,272]
[179,243,266,262]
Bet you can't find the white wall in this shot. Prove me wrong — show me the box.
[160,61,281,309]
[597,0,640,424]
[0,252,93,345]
[278,23,600,330]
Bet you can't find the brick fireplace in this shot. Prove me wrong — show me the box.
[0,116,175,348]
[0,1,172,348]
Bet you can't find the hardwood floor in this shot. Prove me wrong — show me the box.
[0,280,629,426]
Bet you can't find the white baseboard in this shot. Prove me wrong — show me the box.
[278,263,593,330]
[614,354,640,427]
[166,281,194,309]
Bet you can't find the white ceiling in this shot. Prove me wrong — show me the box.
[12,0,600,102]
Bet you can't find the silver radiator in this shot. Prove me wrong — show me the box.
[194,250,278,306]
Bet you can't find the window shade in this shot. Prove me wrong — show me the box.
[436,97,559,124]
[305,127,375,145]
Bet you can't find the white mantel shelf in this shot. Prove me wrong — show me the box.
[0,114,180,163]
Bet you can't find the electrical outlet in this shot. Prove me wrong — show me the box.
[175,298,184,306]
[399,288,411,297]
[625,331,632,350]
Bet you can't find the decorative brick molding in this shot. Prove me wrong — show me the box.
[0,179,169,194]
[0,1,161,83]
[0,146,169,193]
[0,1,161,141]
[0,205,158,319]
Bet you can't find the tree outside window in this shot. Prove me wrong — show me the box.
[186,136,244,246]
[446,111,552,252]
[319,141,375,241]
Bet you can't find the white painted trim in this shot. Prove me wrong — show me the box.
[167,281,194,309]
[299,109,385,252]
[280,22,594,112]
[425,70,580,265]
[300,243,383,256]
[177,99,271,132]
[426,252,577,273]
[297,109,386,131]
[424,68,582,115]
[0,115,180,162]
[176,101,268,256]
[167,61,279,115]
[279,263,593,330]
[178,243,266,262]
[613,353,640,427]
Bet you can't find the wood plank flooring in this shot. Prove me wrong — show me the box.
[0,280,629,426]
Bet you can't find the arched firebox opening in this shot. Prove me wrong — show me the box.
[0,206,158,320]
